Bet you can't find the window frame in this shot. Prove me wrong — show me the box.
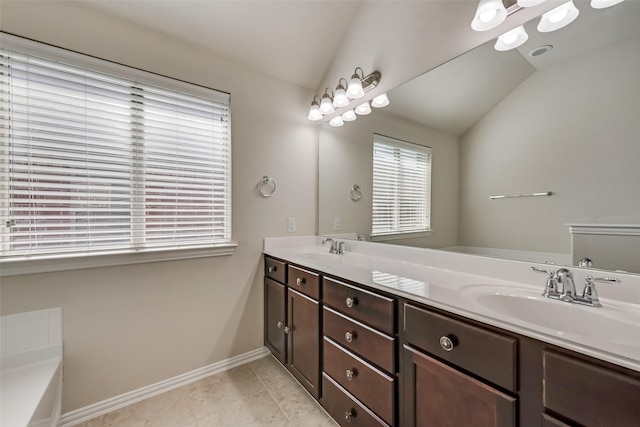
[0,34,235,276]
[371,133,432,241]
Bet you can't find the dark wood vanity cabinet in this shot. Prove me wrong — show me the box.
[264,257,321,398]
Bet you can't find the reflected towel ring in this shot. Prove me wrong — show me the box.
[350,184,362,201]
[257,176,276,197]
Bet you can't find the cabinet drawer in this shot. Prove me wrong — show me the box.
[543,350,640,427]
[323,338,395,425]
[288,265,320,300]
[265,257,287,283]
[322,373,389,427]
[324,306,395,374]
[404,303,517,392]
[324,277,395,335]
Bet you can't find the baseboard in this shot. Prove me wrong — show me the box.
[59,347,270,426]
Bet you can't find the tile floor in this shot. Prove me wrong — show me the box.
[76,355,339,427]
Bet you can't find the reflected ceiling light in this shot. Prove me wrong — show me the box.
[355,101,372,115]
[319,88,335,115]
[517,0,547,6]
[471,0,508,31]
[347,67,366,99]
[537,0,579,32]
[333,78,349,108]
[329,115,344,127]
[307,96,322,121]
[342,109,357,122]
[371,93,390,108]
[591,0,624,8]
[494,25,529,51]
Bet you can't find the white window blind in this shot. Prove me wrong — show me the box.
[372,134,431,237]
[0,36,231,260]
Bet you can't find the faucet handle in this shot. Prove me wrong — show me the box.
[530,266,559,297]
[581,276,620,307]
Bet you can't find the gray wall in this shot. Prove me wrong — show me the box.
[459,33,640,254]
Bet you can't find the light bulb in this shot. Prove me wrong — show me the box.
[355,102,371,115]
[591,0,624,8]
[342,110,357,121]
[347,74,365,99]
[371,93,390,108]
[329,116,344,127]
[333,85,349,108]
[319,93,335,115]
[494,25,529,51]
[308,103,322,121]
[538,1,579,32]
[471,0,507,31]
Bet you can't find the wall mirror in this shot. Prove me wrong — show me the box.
[319,0,640,275]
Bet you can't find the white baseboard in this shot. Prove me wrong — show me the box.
[59,347,270,426]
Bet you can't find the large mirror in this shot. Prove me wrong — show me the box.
[319,0,640,274]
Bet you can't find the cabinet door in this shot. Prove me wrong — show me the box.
[403,345,515,427]
[264,278,286,364]
[288,288,320,398]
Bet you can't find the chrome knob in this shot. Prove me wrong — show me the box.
[439,335,455,352]
[296,277,305,286]
[345,410,354,422]
[346,368,357,381]
[345,297,357,308]
[284,326,291,334]
[277,321,283,329]
[345,331,355,343]
[268,266,276,273]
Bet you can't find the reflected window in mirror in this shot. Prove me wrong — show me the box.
[372,134,431,240]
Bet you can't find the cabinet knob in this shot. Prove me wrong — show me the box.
[439,335,456,352]
[345,331,356,343]
[346,368,357,381]
[284,326,291,334]
[268,266,277,273]
[277,321,283,329]
[345,297,358,308]
[296,277,305,286]
[345,410,354,423]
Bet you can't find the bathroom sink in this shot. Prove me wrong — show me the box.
[462,286,640,348]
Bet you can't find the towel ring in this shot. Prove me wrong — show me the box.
[257,176,276,197]
[350,184,362,201]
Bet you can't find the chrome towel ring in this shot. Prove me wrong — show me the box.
[350,184,362,201]
[257,176,276,197]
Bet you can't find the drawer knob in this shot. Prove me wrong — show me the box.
[439,335,456,352]
[284,326,291,335]
[296,277,305,286]
[345,331,356,343]
[268,266,277,273]
[345,297,358,308]
[345,410,354,422]
[277,321,283,329]
[346,368,358,381]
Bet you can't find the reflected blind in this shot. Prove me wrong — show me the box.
[0,37,231,259]
[372,134,431,236]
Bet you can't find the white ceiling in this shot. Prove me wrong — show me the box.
[83,0,363,90]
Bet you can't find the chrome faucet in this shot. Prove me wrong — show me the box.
[530,267,620,307]
[322,238,343,254]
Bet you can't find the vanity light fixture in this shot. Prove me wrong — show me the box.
[591,0,624,8]
[355,101,372,115]
[333,78,349,108]
[308,96,323,121]
[329,115,344,127]
[494,25,529,51]
[347,68,366,99]
[371,93,390,108]
[537,0,579,32]
[319,88,335,115]
[342,109,357,122]
[471,0,508,31]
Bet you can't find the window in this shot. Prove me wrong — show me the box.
[0,35,232,261]
[372,134,431,238]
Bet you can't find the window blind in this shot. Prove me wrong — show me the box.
[0,36,231,259]
[372,134,431,236]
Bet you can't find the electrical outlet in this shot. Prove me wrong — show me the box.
[334,217,341,231]
[287,217,296,233]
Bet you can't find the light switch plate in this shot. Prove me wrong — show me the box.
[287,217,296,233]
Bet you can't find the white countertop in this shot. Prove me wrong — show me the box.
[264,236,640,373]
